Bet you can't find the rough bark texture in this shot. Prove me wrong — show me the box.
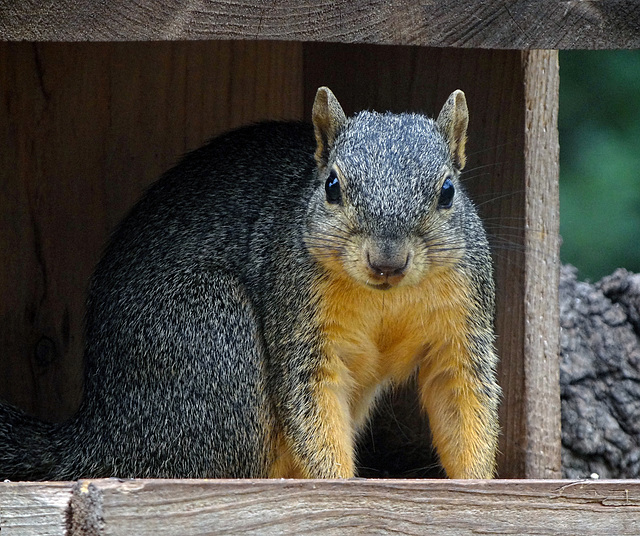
[560,264,640,479]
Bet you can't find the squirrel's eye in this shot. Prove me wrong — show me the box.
[438,177,455,209]
[325,169,341,204]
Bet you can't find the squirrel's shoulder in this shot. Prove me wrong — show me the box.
[129,121,318,219]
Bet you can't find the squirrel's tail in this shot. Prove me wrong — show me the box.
[0,401,71,480]
[0,401,94,481]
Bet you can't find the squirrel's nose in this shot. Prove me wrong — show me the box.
[366,248,412,287]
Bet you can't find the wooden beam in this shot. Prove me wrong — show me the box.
[3,479,640,535]
[522,50,562,478]
[0,0,639,48]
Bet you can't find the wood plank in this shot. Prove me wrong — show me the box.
[0,41,303,422]
[3,479,640,535]
[0,0,638,48]
[522,50,562,478]
[62,479,640,535]
[0,482,73,536]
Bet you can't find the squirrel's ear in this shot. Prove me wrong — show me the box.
[436,90,469,170]
[312,87,347,168]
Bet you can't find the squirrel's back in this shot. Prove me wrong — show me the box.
[75,121,320,479]
[94,121,316,279]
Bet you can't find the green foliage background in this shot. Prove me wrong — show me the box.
[559,50,640,281]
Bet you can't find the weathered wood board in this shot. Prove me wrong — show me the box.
[0,482,74,536]
[2,479,640,535]
[1,1,639,48]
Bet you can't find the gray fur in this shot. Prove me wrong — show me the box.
[0,94,496,480]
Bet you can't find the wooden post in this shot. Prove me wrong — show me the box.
[522,50,561,477]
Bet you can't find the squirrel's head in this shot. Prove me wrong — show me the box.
[306,87,472,291]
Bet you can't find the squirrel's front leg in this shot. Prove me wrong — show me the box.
[419,335,501,479]
[270,354,355,479]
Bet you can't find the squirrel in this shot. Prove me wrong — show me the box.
[0,87,500,480]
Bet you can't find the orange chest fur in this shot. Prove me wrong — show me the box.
[316,269,471,410]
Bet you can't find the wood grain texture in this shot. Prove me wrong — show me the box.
[0,41,303,421]
[0,482,73,536]
[3,479,640,535]
[522,50,562,478]
[1,0,638,48]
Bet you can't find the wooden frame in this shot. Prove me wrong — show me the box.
[0,0,637,533]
